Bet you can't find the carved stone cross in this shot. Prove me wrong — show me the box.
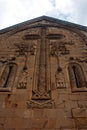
[32,27,51,99]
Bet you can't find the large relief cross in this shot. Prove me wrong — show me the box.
[27,26,62,108]
[32,27,51,100]
[27,27,54,108]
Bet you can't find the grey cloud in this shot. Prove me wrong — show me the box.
[46,8,73,22]
[49,0,56,7]
[71,0,87,25]
[0,0,87,29]
[47,0,87,26]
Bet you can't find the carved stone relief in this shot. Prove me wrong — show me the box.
[3,26,85,108]
[17,68,29,89]
[58,43,69,55]
[26,27,74,108]
[27,27,55,108]
[23,34,40,40]
[14,43,29,56]
[50,41,70,57]
[50,42,57,57]
[63,40,75,45]
[69,56,87,63]
[14,42,37,57]
[0,55,16,64]
[29,43,37,55]
[46,34,65,39]
[27,99,55,109]
[15,43,37,89]
[55,71,66,89]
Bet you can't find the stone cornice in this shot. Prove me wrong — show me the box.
[0,16,87,34]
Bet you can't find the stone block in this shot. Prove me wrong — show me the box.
[78,101,87,108]
[75,118,87,129]
[43,109,65,118]
[61,128,78,130]
[33,109,44,118]
[0,108,15,118]
[60,129,78,130]
[1,128,15,130]
[56,100,65,108]
[4,118,32,129]
[47,118,56,128]
[0,118,5,128]
[31,118,49,129]
[70,94,87,101]
[14,109,29,118]
[65,101,78,110]
[30,118,56,129]
[69,94,81,101]
[58,94,69,102]
[64,109,72,118]
[72,108,87,117]
[56,118,75,129]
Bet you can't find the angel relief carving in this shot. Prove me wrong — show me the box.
[51,67,66,90]
[17,67,29,89]
[55,71,66,89]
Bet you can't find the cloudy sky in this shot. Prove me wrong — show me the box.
[0,0,87,30]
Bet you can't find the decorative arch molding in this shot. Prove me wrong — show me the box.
[0,63,17,92]
[68,62,87,92]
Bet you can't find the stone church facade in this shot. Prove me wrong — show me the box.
[0,16,87,130]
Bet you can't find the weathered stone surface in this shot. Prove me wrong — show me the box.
[61,129,78,130]
[56,118,75,128]
[75,118,87,128]
[72,108,87,117]
[4,118,32,129]
[78,101,87,108]
[0,16,87,130]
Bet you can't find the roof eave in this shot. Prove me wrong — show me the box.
[0,15,87,34]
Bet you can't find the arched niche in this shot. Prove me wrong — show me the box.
[0,63,17,92]
[68,62,87,92]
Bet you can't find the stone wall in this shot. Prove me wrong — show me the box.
[0,18,87,130]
